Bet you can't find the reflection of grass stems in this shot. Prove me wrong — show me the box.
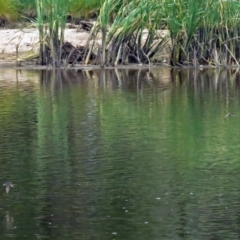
[36,0,69,67]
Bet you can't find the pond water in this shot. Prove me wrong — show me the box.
[0,68,240,239]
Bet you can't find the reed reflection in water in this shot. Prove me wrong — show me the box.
[0,68,240,240]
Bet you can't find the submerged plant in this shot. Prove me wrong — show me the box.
[36,0,70,67]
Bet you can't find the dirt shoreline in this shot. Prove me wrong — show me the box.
[0,26,170,69]
[0,26,92,69]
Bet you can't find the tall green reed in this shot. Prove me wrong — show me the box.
[88,0,166,67]
[163,0,240,66]
[36,0,70,67]
[99,0,119,67]
[18,0,240,67]
[42,0,240,67]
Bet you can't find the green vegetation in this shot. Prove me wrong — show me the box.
[88,0,166,67]
[18,0,36,18]
[1,0,240,67]
[163,0,240,66]
[36,0,70,67]
[16,0,101,19]
[69,0,101,19]
[0,0,18,23]
[49,0,240,67]
[90,0,240,67]
[0,0,102,22]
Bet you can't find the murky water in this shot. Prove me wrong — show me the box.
[0,68,240,239]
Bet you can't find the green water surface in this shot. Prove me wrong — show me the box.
[0,68,240,239]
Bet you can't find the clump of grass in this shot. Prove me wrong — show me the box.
[85,0,240,67]
[69,0,100,20]
[86,0,168,67]
[36,0,70,67]
[6,0,239,67]
[162,0,240,66]
[0,0,18,24]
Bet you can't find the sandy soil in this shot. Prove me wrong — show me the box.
[0,25,93,67]
[0,25,170,68]
[0,26,91,54]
